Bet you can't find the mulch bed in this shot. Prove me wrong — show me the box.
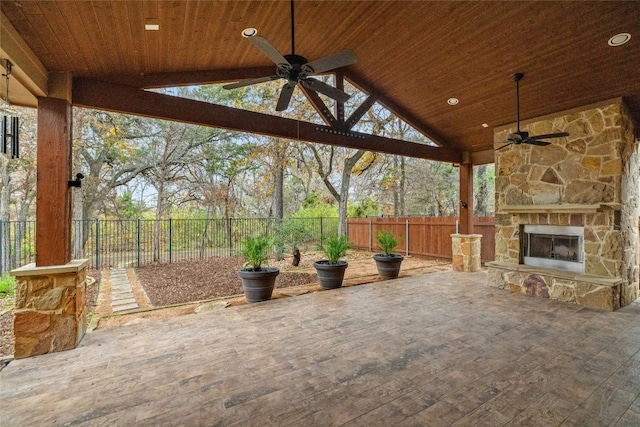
[135,256,318,306]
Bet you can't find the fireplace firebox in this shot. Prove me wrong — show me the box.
[522,225,584,273]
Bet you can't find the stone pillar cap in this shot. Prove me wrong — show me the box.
[10,259,89,277]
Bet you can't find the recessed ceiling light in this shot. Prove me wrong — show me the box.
[145,23,159,31]
[242,28,258,38]
[608,33,631,46]
[482,123,489,128]
[447,98,459,106]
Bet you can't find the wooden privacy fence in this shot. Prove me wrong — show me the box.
[347,216,495,263]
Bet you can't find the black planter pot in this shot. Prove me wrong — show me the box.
[313,260,348,290]
[373,254,404,280]
[238,267,280,303]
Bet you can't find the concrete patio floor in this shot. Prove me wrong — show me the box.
[1,270,640,426]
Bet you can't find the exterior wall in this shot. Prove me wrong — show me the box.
[619,104,640,305]
[490,100,639,310]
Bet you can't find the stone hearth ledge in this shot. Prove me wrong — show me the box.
[487,261,622,311]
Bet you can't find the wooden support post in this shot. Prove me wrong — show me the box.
[36,97,72,266]
[458,162,473,234]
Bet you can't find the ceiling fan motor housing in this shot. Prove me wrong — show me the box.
[279,54,309,82]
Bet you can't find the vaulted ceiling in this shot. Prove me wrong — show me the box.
[2,1,639,164]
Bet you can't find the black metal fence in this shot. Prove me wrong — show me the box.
[0,217,338,274]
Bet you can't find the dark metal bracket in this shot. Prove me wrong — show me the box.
[68,173,84,188]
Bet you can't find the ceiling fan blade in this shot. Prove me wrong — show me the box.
[223,75,281,90]
[496,143,514,151]
[246,35,290,66]
[523,139,551,146]
[530,132,570,140]
[302,49,357,74]
[301,78,350,103]
[276,82,296,111]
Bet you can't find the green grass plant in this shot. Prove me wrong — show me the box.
[318,234,351,264]
[376,230,399,255]
[0,274,15,298]
[239,235,273,271]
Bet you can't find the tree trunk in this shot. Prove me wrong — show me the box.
[399,156,406,216]
[338,150,366,236]
[72,147,84,259]
[474,165,487,216]
[153,178,166,262]
[224,177,233,255]
[0,155,11,272]
[273,141,284,260]
[393,158,399,216]
[12,192,35,270]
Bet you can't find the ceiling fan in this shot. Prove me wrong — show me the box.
[496,72,569,151]
[223,0,357,112]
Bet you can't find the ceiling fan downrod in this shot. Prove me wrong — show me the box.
[290,0,295,55]
[514,72,523,134]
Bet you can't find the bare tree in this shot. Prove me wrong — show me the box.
[0,107,37,271]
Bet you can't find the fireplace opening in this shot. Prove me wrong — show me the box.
[522,225,584,273]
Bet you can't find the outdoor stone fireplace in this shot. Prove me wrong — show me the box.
[487,99,639,311]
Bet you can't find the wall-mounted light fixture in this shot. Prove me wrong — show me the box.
[68,173,85,188]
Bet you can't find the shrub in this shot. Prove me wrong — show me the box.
[0,275,15,297]
[239,235,272,271]
[376,230,399,255]
[318,234,350,264]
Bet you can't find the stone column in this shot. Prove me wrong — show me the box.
[10,259,88,359]
[451,234,482,272]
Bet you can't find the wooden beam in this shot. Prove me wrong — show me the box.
[0,11,48,105]
[299,84,336,127]
[345,95,377,130]
[89,67,276,88]
[458,163,474,234]
[471,149,495,165]
[36,97,72,266]
[48,72,72,103]
[343,69,449,147]
[73,78,461,163]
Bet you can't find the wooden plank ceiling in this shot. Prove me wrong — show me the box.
[2,0,639,162]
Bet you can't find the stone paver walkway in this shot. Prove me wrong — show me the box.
[109,268,139,312]
[1,270,640,426]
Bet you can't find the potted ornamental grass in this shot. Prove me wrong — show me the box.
[314,234,350,290]
[373,230,404,279]
[238,235,280,303]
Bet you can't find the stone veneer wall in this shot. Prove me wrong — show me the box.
[11,260,88,358]
[491,99,639,309]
